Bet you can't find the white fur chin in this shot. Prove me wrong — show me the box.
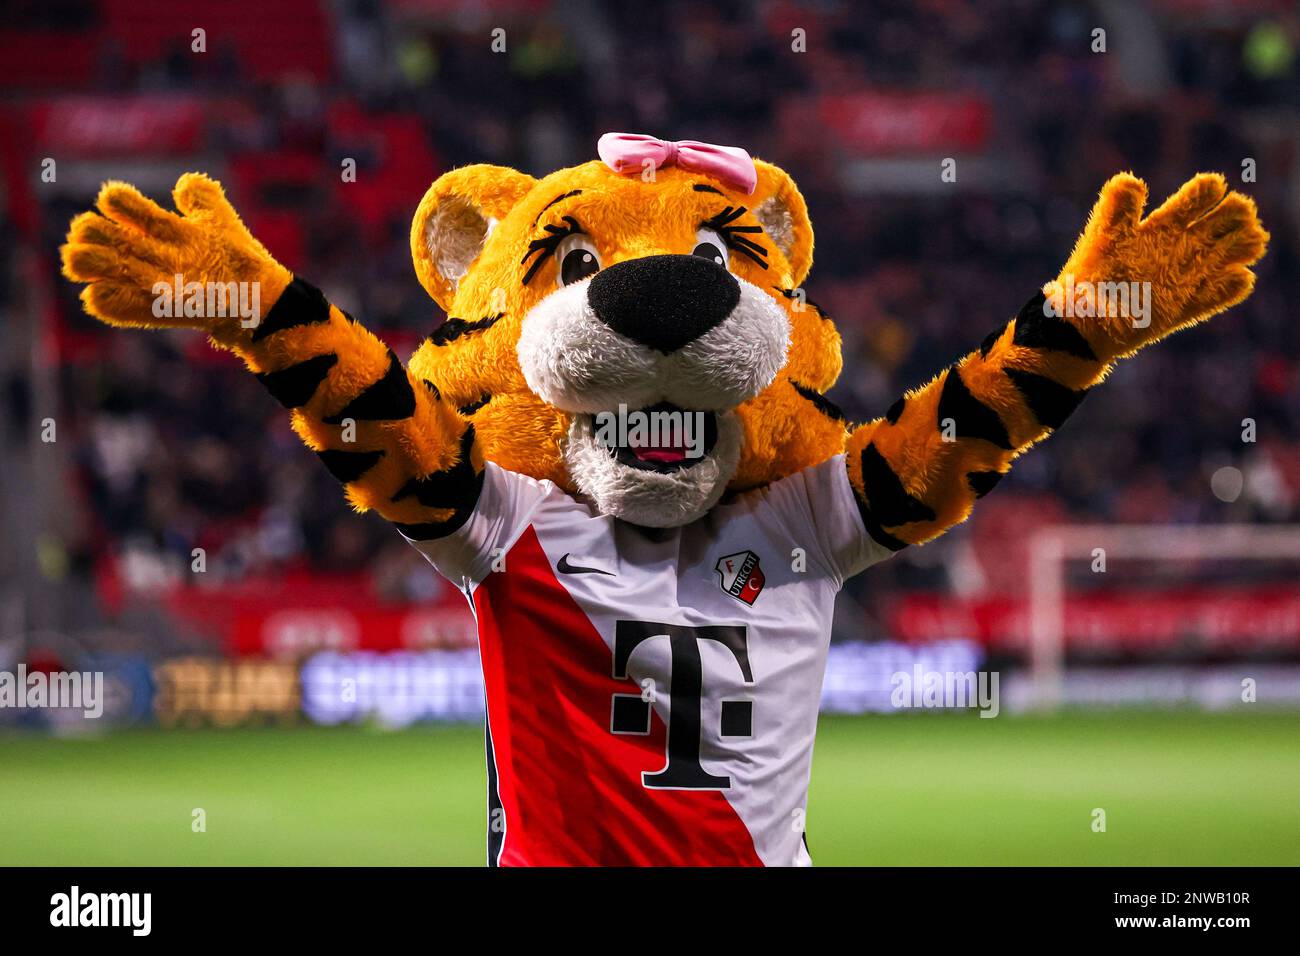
[563,412,743,527]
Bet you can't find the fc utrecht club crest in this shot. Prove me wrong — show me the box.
[715,550,765,605]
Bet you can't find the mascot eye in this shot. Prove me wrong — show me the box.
[692,228,729,270]
[556,235,601,287]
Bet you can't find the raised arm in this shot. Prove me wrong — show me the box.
[61,174,481,540]
[846,172,1268,551]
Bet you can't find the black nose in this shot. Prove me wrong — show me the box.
[586,254,740,353]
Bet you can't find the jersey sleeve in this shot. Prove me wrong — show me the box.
[401,461,551,586]
[760,453,896,585]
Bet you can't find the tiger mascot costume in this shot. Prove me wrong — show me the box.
[62,134,1267,866]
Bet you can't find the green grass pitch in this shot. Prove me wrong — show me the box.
[1,711,1297,865]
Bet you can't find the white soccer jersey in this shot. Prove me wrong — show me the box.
[406,453,891,866]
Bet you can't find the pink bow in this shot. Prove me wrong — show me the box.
[597,133,757,195]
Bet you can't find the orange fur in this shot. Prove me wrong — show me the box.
[847,172,1267,547]
[61,164,1266,547]
[403,159,846,492]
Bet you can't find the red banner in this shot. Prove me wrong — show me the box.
[121,568,478,659]
[229,604,476,659]
[889,586,1300,655]
[813,91,992,154]
[32,95,207,155]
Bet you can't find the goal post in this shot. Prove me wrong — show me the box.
[1028,524,1300,710]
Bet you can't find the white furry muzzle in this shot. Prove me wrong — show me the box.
[517,266,790,527]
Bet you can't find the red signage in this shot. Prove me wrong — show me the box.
[814,91,993,154]
[103,566,480,659]
[889,586,1300,654]
[32,95,206,154]
[229,604,476,659]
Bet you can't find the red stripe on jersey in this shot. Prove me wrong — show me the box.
[475,525,763,866]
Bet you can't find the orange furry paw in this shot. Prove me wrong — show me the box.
[61,175,292,334]
[1049,172,1269,360]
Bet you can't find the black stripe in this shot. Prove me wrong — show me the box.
[1011,292,1099,361]
[885,396,906,424]
[859,443,937,526]
[936,366,1013,449]
[776,287,831,320]
[852,496,911,552]
[430,314,502,346]
[693,184,725,195]
[255,353,338,408]
[1004,368,1090,430]
[791,381,844,421]
[391,427,481,509]
[979,322,1007,359]
[484,697,505,867]
[250,277,331,343]
[394,513,476,541]
[967,470,1004,498]
[393,520,443,540]
[532,189,582,226]
[389,426,484,541]
[316,448,384,484]
[458,394,491,415]
[322,349,415,423]
[422,379,441,400]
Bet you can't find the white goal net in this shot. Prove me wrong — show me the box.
[1025,524,1300,711]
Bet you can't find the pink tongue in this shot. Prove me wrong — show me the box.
[633,446,688,463]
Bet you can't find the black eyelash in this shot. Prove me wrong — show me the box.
[521,215,583,285]
[702,206,768,269]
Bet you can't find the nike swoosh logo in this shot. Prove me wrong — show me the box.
[557,553,615,576]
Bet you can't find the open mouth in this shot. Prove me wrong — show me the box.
[591,402,720,472]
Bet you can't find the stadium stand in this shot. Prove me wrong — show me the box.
[1,0,1297,667]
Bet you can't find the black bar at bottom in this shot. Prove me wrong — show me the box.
[0,866,1292,942]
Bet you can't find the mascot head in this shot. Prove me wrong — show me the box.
[406,134,847,527]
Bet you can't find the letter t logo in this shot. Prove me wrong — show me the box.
[611,620,753,790]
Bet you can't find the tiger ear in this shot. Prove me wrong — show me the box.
[410,165,538,311]
[749,160,814,288]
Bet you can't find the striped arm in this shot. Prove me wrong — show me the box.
[846,291,1108,550]
[847,172,1268,552]
[224,278,483,540]
[60,175,482,541]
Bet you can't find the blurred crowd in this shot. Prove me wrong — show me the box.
[5,0,1300,605]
